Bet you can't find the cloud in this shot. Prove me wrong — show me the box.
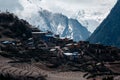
[16,0,117,29]
[0,0,23,12]
[0,0,117,32]
[35,0,117,17]
[0,0,117,18]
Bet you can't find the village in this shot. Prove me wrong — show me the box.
[0,12,120,80]
[1,26,120,79]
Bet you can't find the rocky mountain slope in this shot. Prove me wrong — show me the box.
[0,12,32,41]
[88,0,120,48]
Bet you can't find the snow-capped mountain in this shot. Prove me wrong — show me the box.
[21,10,90,41]
[14,0,91,41]
[88,0,120,47]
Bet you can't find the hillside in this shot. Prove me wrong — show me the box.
[0,12,120,80]
[88,0,120,48]
[0,12,32,41]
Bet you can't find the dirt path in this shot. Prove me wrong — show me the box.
[46,72,87,80]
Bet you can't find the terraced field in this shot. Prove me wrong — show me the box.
[0,56,45,80]
[0,55,88,80]
[10,63,87,80]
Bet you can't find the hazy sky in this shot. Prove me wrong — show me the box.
[0,0,117,13]
[10,0,116,18]
[0,0,23,11]
[37,0,117,15]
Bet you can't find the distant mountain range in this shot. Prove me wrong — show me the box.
[6,0,116,42]
[88,0,120,48]
[21,9,90,41]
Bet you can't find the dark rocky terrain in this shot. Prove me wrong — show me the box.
[0,12,32,40]
[0,12,120,80]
